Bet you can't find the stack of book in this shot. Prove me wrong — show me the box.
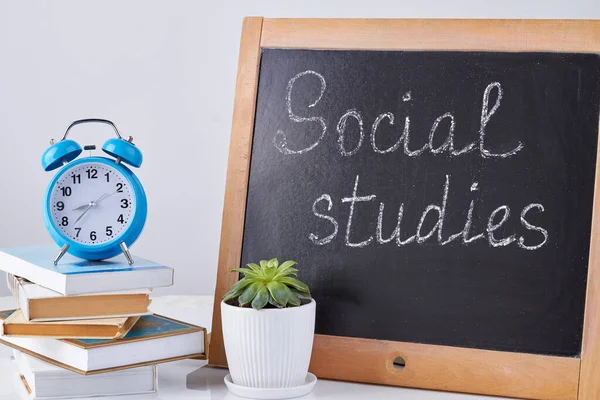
[0,245,207,399]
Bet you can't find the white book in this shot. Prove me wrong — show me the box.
[7,274,152,322]
[0,245,173,296]
[12,349,157,399]
[0,311,206,374]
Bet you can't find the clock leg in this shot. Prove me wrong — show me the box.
[53,244,70,265]
[120,242,134,265]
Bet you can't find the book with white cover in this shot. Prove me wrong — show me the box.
[0,245,173,296]
[12,349,157,399]
[0,310,206,374]
[7,274,152,322]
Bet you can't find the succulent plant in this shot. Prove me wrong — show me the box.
[223,258,312,310]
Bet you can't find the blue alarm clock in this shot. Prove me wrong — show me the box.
[41,119,147,265]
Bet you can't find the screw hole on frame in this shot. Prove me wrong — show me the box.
[392,356,406,371]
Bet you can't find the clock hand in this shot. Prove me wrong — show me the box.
[72,203,92,212]
[94,189,119,204]
[72,190,121,225]
[74,204,93,225]
[71,192,110,223]
[71,191,114,211]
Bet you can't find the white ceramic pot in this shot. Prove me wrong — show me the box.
[221,299,316,388]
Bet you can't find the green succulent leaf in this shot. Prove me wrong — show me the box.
[251,285,269,310]
[223,278,253,302]
[278,260,297,270]
[264,258,279,279]
[279,277,311,294]
[267,281,291,307]
[273,260,298,279]
[246,263,264,276]
[264,267,277,280]
[231,268,263,279]
[238,282,263,306]
[288,288,301,306]
[275,268,298,279]
[260,260,268,268]
[292,289,312,300]
[268,296,284,308]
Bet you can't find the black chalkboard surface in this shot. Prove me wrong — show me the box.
[241,49,600,357]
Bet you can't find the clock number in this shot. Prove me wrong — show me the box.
[90,231,97,241]
[56,201,64,211]
[60,187,72,197]
[71,174,81,184]
[121,199,129,208]
[75,227,81,238]
[86,168,98,179]
[117,214,125,224]
[106,226,113,236]
[116,183,124,193]
[61,216,69,226]
[104,172,110,182]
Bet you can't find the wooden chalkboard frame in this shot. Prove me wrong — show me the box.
[210,18,600,399]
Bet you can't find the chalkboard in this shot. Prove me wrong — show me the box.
[240,49,600,357]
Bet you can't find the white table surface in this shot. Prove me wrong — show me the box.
[0,295,513,400]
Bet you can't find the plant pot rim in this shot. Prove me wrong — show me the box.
[221,298,315,312]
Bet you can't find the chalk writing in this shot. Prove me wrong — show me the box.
[309,174,548,250]
[518,204,549,250]
[337,109,364,157]
[274,70,327,155]
[276,71,548,251]
[341,175,377,248]
[309,194,338,245]
[479,82,524,158]
[276,71,524,159]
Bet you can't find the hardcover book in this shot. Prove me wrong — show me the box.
[12,349,157,399]
[0,245,173,296]
[0,309,139,339]
[7,274,152,322]
[0,310,206,374]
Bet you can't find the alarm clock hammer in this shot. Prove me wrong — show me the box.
[42,119,148,266]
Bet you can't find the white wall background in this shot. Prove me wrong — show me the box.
[0,0,598,298]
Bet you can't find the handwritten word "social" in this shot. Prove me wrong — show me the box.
[274,70,524,159]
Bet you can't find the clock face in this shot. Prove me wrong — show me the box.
[48,162,135,246]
